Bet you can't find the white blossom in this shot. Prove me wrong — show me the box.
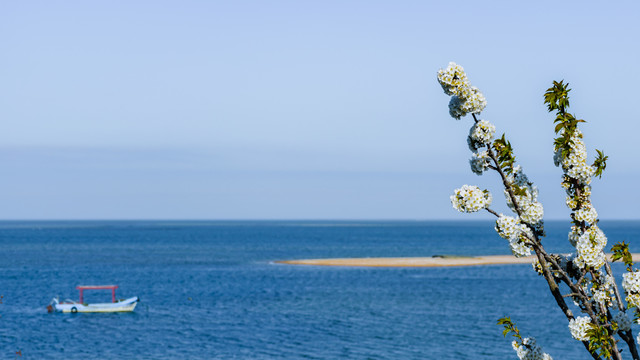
[520,202,544,225]
[628,293,640,309]
[437,62,468,96]
[468,120,496,150]
[605,274,616,289]
[519,225,535,243]
[623,270,640,310]
[574,204,598,224]
[592,289,609,304]
[592,274,615,305]
[568,316,592,341]
[581,225,607,250]
[496,215,520,240]
[450,185,492,213]
[448,96,467,120]
[438,62,486,119]
[566,164,595,185]
[565,196,577,210]
[562,151,586,168]
[509,238,532,257]
[613,312,631,332]
[568,226,581,247]
[512,337,554,360]
[504,166,540,214]
[574,239,605,269]
[623,271,640,294]
[495,215,533,257]
[558,130,595,185]
[568,131,587,157]
[469,151,491,175]
[573,225,608,269]
[459,86,487,115]
[508,166,534,191]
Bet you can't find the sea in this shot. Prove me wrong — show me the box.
[1,220,640,359]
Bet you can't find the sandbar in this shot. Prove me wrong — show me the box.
[276,254,640,268]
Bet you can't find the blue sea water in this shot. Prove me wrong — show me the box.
[1,220,640,359]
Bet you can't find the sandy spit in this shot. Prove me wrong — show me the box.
[275,254,640,268]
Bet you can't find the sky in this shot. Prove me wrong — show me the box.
[1,0,639,220]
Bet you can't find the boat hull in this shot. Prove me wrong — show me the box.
[53,296,139,313]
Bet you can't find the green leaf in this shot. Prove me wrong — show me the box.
[497,316,522,340]
[544,80,571,112]
[586,324,615,359]
[593,149,608,178]
[611,241,633,270]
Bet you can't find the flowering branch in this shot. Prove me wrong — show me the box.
[437,62,640,360]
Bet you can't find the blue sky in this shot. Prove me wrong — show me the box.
[1,1,639,220]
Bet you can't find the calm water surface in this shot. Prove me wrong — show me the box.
[1,220,640,359]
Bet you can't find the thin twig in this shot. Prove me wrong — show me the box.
[484,208,500,217]
[563,293,580,298]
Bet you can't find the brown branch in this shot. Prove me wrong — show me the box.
[620,330,640,360]
[532,248,602,359]
[563,293,580,298]
[604,260,625,311]
[484,207,500,217]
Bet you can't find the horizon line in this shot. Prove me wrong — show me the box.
[0,218,638,222]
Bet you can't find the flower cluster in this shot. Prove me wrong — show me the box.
[622,271,640,307]
[591,274,615,307]
[470,150,490,175]
[574,204,598,225]
[591,288,609,305]
[568,316,592,341]
[573,225,607,269]
[520,202,544,226]
[567,225,581,247]
[555,124,605,270]
[512,338,553,360]
[504,166,544,227]
[468,120,496,149]
[628,293,640,309]
[622,271,640,293]
[437,62,487,119]
[468,120,496,175]
[450,185,492,213]
[565,196,577,210]
[437,62,467,96]
[613,311,631,332]
[556,131,595,185]
[495,215,533,257]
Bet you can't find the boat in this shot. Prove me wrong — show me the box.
[47,285,139,313]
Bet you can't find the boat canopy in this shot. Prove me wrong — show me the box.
[76,285,118,303]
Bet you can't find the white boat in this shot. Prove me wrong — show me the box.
[48,285,139,313]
